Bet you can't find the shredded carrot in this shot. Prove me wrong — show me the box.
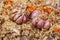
[39,5,44,11]
[53,27,60,33]
[6,0,11,3]
[28,6,36,13]
[6,0,14,6]
[44,7,51,14]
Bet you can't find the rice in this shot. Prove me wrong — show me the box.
[0,0,60,40]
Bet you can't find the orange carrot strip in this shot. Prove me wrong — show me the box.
[6,0,14,6]
[28,6,36,13]
[39,5,44,12]
[44,7,51,14]
[53,27,60,33]
[6,0,11,3]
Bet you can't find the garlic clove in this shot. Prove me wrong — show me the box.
[37,20,45,29]
[16,15,23,24]
[44,20,51,29]
[13,14,20,21]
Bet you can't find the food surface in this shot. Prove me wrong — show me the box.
[0,0,60,40]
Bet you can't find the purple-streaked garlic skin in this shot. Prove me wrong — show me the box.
[15,15,27,24]
[13,14,27,24]
[13,14,21,21]
[16,15,27,24]
[31,10,51,29]
[53,4,58,8]
[43,20,51,29]
[31,10,39,19]
[22,15,27,23]
[32,18,38,27]
[32,17,45,29]
[53,3,60,8]
[10,6,29,24]
[16,15,23,24]
[37,20,45,29]
[10,6,21,20]
[32,17,51,29]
